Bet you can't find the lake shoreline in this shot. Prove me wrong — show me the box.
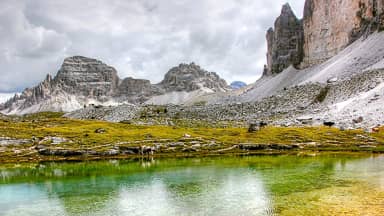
[1,149,383,164]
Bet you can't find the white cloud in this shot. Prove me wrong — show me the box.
[0,93,17,103]
[0,0,305,92]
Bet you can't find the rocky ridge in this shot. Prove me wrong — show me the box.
[0,57,228,114]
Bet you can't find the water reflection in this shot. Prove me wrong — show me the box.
[113,169,272,216]
[0,155,382,215]
[0,184,66,215]
[334,155,384,189]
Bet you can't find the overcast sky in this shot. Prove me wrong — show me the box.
[0,0,305,99]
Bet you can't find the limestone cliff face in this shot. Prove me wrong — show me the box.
[117,77,162,103]
[265,1,384,74]
[265,4,304,75]
[302,0,384,67]
[54,56,120,98]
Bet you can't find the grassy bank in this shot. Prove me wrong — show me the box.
[0,112,383,163]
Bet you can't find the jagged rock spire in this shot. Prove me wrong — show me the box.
[264,3,304,75]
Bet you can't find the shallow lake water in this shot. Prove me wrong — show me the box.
[0,154,383,216]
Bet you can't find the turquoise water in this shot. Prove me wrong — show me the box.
[0,155,383,215]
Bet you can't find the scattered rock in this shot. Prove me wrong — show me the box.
[36,145,85,156]
[239,144,268,150]
[119,120,132,124]
[359,145,377,149]
[95,128,107,134]
[248,124,260,133]
[352,116,364,124]
[119,146,140,154]
[297,116,313,125]
[182,147,198,152]
[327,77,338,83]
[323,121,335,127]
[104,149,119,156]
[39,136,72,145]
[239,143,299,151]
[248,122,267,133]
[0,137,31,146]
[372,126,381,133]
[140,146,155,155]
[169,142,185,147]
[191,144,201,149]
[144,133,153,139]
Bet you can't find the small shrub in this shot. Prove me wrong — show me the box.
[314,86,330,103]
[193,101,207,106]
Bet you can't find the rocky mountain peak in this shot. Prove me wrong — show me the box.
[54,56,120,97]
[281,3,295,17]
[265,3,304,75]
[160,62,228,92]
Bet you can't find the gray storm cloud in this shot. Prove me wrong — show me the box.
[0,0,304,93]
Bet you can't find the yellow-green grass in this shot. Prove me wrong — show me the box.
[1,112,383,146]
[0,112,384,162]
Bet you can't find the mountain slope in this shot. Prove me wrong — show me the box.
[241,31,384,102]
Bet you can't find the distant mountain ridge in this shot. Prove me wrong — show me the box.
[230,81,247,90]
[0,56,229,114]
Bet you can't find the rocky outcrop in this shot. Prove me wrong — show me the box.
[0,57,229,114]
[302,0,384,67]
[159,63,228,92]
[264,4,304,75]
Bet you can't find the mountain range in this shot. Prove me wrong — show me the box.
[1,0,384,129]
[0,57,228,114]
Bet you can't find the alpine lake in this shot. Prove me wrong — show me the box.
[0,154,383,216]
